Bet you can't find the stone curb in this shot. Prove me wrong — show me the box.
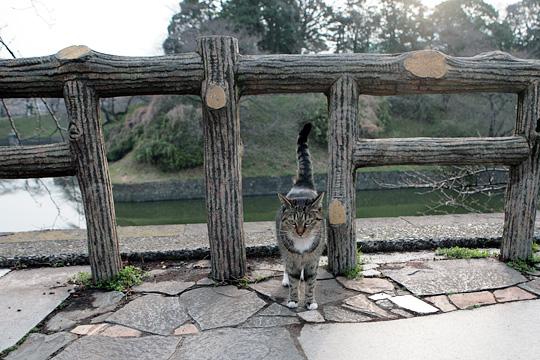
[0,235,520,268]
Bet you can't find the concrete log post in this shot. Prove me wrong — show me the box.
[501,82,540,261]
[327,75,359,275]
[198,36,246,281]
[63,79,122,282]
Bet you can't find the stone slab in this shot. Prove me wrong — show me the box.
[0,266,87,352]
[369,293,393,301]
[449,291,496,309]
[258,303,296,317]
[170,327,304,360]
[424,295,457,312]
[241,316,300,328]
[180,286,266,330]
[132,280,194,295]
[493,287,536,302]
[375,299,394,309]
[389,295,438,314]
[250,279,355,306]
[362,269,382,277]
[336,277,395,294]
[300,300,540,360]
[383,259,527,296]
[174,323,199,336]
[52,335,180,360]
[323,306,372,322]
[107,294,189,335]
[343,294,395,319]
[247,269,278,283]
[71,323,108,336]
[46,290,124,332]
[363,251,439,264]
[5,332,77,360]
[298,310,325,323]
[100,325,142,337]
[390,308,414,318]
[195,277,215,286]
[519,278,540,296]
[0,269,10,278]
[316,268,334,280]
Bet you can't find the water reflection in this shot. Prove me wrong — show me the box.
[0,179,506,232]
[0,177,85,232]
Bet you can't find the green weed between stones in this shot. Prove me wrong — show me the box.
[506,242,540,273]
[435,246,491,259]
[344,249,364,280]
[507,256,540,273]
[70,265,145,292]
[0,326,40,358]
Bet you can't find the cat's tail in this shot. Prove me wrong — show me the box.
[295,123,315,189]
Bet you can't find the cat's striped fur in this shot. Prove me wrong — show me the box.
[276,123,325,310]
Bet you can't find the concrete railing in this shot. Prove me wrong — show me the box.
[1,36,539,281]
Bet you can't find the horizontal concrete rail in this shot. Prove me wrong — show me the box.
[353,136,530,167]
[238,51,540,95]
[0,46,203,98]
[2,46,540,97]
[0,143,76,178]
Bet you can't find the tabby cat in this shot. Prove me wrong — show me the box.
[276,123,325,310]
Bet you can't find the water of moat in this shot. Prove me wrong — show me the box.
[0,177,505,232]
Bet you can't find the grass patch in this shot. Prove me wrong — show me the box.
[344,249,364,280]
[435,247,491,259]
[70,265,145,292]
[532,242,539,253]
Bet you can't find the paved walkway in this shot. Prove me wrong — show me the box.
[300,300,540,360]
[2,213,537,267]
[1,250,539,359]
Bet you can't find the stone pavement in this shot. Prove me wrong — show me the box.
[1,213,534,267]
[2,252,540,359]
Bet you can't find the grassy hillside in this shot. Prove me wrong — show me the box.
[0,92,517,185]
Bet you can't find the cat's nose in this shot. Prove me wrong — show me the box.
[296,226,305,236]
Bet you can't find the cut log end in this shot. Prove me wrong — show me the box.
[55,45,92,60]
[328,199,346,225]
[205,84,227,109]
[404,50,448,79]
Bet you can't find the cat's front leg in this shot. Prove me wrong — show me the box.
[286,270,301,308]
[304,262,318,310]
[282,271,290,287]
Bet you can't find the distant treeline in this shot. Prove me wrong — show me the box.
[103,0,538,175]
[163,0,540,57]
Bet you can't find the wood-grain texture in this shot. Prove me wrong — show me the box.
[198,36,246,281]
[0,50,203,98]
[327,75,359,275]
[238,51,540,95]
[64,80,121,281]
[353,136,530,167]
[3,49,540,97]
[0,143,75,178]
[501,83,540,261]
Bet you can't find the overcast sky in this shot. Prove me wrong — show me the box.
[0,0,518,59]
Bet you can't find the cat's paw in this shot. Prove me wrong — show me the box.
[282,273,290,287]
[306,302,318,310]
[286,301,298,309]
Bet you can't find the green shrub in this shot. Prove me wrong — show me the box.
[134,113,203,171]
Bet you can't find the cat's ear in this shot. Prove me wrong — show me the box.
[277,193,293,207]
[311,192,325,208]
